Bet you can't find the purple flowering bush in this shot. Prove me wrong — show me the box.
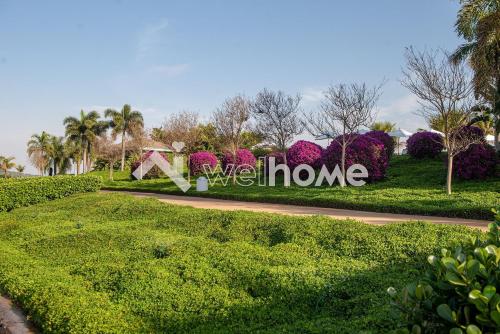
[407,132,443,159]
[451,127,496,180]
[222,149,257,175]
[453,143,497,179]
[321,134,388,182]
[286,140,323,170]
[189,151,218,176]
[263,151,286,175]
[365,130,395,158]
[130,151,169,179]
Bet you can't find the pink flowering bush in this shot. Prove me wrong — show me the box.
[321,134,388,182]
[453,143,497,180]
[365,130,395,158]
[222,149,256,175]
[264,151,286,175]
[189,151,218,176]
[286,140,323,170]
[407,132,443,159]
[130,151,169,179]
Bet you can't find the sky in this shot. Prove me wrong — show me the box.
[0,0,463,173]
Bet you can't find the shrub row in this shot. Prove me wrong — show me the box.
[0,175,102,212]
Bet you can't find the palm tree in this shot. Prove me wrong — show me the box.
[15,165,25,173]
[64,110,107,173]
[27,131,52,175]
[49,136,71,175]
[64,139,83,175]
[450,0,500,150]
[105,104,144,171]
[370,121,396,132]
[0,156,16,178]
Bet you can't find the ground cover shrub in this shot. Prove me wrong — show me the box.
[286,140,323,170]
[0,175,101,212]
[0,193,476,333]
[389,209,500,333]
[407,132,444,159]
[221,149,256,174]
[366,130,396,158]
[130,151,169,180]
[189,151,218,176]
[321,134,388,182]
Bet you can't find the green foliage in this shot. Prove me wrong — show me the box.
[97,155,500,220]
[0,175,102,212]
[389,208,500,333]
[0,193,478,333]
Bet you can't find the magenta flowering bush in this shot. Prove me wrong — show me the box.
[365,130,395,158]
[406,132,443,159]
[130,151,169,179]
[189,151,218,176]
[263,151,286,175]
[286,140,323,170]
[321,134,388,182]
[222,149,257,174]
[453,143,497,180]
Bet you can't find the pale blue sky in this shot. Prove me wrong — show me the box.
[0,0,463,172]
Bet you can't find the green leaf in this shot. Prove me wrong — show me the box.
[469,290,489,304]
[442,257,458,270]
[490,310,500,325]
[466,259,480,278]
[450,328,463,334]
[465,325,481,334]
[483,285,496,300]
[437,304,455,323]
[411,324,421,334]
[445,271,467,286]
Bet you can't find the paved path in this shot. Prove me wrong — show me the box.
[0,295,37,334]
[112,191,491,231]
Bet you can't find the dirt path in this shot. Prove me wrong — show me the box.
[112,191,491,231]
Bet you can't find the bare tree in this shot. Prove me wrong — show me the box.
[162,111,201,153]
[401,47,481,194]
[303,83,382,186]
[212,95,251,184]
[251,88,303,164]
[94,135,123,181]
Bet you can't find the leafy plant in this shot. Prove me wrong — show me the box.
[389,208,500,333]
[189,151,218,176]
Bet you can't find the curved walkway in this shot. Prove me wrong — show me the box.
[111,191,491,231]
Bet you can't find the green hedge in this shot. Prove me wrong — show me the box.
[0,175,102,212]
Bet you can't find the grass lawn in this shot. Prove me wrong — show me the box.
[96,155,500,220]
[0,192,481,333]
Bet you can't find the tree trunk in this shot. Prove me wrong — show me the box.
[53,161,57,176]
[494,82,499,151]
[446,153,453,195]
[82,148,87,174]
[340,143,346,187]
[232,150,237,185]
[109,161,114,181]
[120,131,126,171]
[76,160,80,175]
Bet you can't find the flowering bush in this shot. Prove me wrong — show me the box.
[321,134,388,182]
[221,149,256,174]
[406,131,443,159]
[263,151,286,175]
[365,130,395,158]
[286,140,323,170]
[130,151,169,180]
[454,143,497,179]
[189,151,218,176]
